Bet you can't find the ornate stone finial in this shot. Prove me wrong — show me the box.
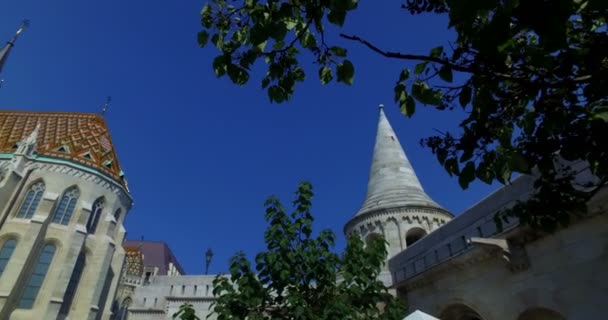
[15,122,40,156]
[24,122,40,145]
[14,19,30,39]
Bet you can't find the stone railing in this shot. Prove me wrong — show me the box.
[122,275,144,286]
[389,175,535,285]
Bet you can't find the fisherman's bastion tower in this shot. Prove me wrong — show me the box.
[344,106,453,285]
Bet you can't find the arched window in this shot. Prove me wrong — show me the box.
[52,187,80,225]
[86,197,104,233]
[0,239,17,277]
[57,252,86,318]
[114,208,122,222]
[405,227,427,247]
[118,298,132,320]
[16,181,45,219]
[18,244,56,309]
[440,304,485,320]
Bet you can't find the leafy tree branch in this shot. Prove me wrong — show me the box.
[198,0,608,232]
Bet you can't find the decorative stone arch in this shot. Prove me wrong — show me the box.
[405,227,427,247]
[0,232,21,243]
[52,185,81,225]
[86,196,105,233]
[117,297,132,320]
[44,237,64,252]
[440,303,485,320]
[13,178,46,218]
[517,307,566,320]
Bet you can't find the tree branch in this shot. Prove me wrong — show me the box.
[339,33,475,74]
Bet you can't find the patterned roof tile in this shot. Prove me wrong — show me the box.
[0,110,127,188]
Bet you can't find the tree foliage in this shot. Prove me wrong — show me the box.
[203,181,405,320]
[198,0,608,231]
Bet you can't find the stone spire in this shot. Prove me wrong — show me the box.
[0,19,29,76]
[355,105,442,216]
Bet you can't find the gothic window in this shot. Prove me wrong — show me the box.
[86,197,104,233]
[118,298,132,320]
[58,252,86,318]
[52,187,80,225]
[114,208,122,222]
[0,239,17,278]
[18,244,56,309]
[16,181,45,219]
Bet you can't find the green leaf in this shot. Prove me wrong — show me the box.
[285,19,298,30]
[394,83,406,103]
[227,64,249,85]
[319,67,333,84]
[197,31,209,47]
[300,33,317,49]
[328,10,347,26]
[336,60,355,85]
[212,55,227,77]
[437,148,448,165]
[508,152,530,173]
[330,46,347,57]
[459,86,472,108]
[591,106,608,122]
[444,158,459,176]
[458,161,475,189]
[268,85,287,103]
[411,81,426,100]
[438,66,453,82]
[430,46,444,58]
[414,62,428,74]
[403,96,416,117]
[398,69,410,82]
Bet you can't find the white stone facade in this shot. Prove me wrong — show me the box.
[116,275,216,320]
[0,151,132,320]
[388,174,608,320]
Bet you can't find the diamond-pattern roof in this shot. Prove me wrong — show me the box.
[0,111,126,186]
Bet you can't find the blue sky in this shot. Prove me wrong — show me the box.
[1,1,498,274]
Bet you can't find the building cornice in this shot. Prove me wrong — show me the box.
[344,205,452,234]
[0,153,133,206]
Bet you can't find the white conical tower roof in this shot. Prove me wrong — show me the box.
[355,106,442,216]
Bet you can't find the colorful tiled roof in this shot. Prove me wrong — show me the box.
[0,110,126,187]
[125,247,144,277]
[123,240,186,276]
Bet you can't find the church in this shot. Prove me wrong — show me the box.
[1,22,606,320]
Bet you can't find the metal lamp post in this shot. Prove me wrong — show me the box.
[205,248,213,274]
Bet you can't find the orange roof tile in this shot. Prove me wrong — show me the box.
[0,110,126,187]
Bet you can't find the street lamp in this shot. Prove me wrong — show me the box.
[205,248,213,274]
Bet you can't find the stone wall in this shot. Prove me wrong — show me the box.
[126,275,217,320]
[0,156,131,320]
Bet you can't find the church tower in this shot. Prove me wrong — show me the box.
[344,106,453,285]
[0,20,28,77]
[0,112,133,320]
[0,22,132,320]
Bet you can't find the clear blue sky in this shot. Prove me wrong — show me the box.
[1,1,498,274]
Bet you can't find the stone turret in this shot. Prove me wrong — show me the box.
[344,106,453,285]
